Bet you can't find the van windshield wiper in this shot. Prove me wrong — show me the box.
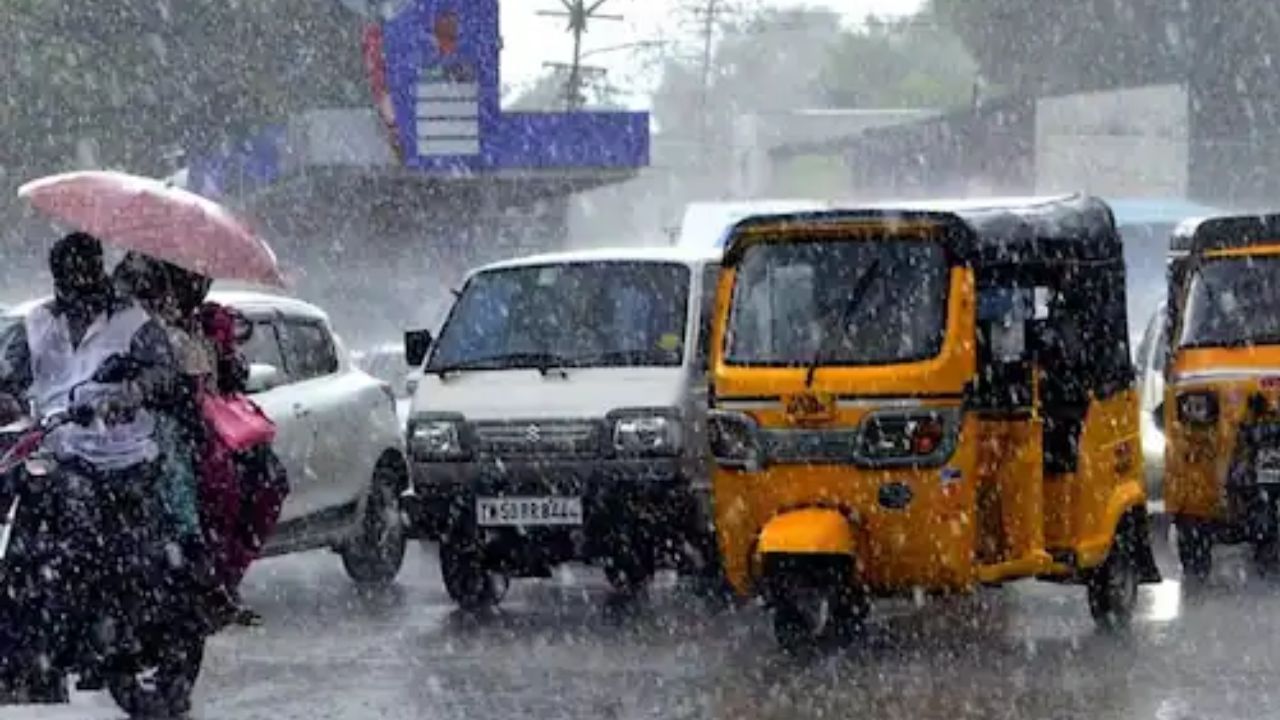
[431,352,573,377]
[805,260,881,388]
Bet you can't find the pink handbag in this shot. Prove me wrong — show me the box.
[200,392,276,452]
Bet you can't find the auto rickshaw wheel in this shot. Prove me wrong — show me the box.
[1087,519,1139,632]
[1253,538,1280,577]
[1176,520,1213,584]
[765,555,867,654]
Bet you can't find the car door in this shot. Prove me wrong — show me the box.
[241,312,318,523]
[276,315,355,513]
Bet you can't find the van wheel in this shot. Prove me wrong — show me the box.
[1088,519,1139,632]
[440,539,508,611]
[1176,520,1213,584]
[341,461,407,587]
[603,546,654,597]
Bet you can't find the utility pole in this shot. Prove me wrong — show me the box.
[685,0,733,169]
[538,0,623,109]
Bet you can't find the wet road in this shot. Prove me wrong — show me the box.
[6,538,1280,720]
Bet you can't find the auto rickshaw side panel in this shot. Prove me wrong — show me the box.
[1067,388,1145,570]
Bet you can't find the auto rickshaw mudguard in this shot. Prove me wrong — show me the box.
[1080,481,1161,584]
[756,508,855,557]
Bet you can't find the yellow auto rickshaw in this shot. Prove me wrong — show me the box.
[1162,212,1280,581]
[706,195,1161,651]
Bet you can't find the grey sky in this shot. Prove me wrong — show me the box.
[499,0,926,106]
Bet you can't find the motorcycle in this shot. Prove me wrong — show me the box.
[0,359,208,717]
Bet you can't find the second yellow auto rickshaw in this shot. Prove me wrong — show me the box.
[706,195,1161,651]
[1161,213,1280,581]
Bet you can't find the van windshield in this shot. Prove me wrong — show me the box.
[1180,255,1280,348]
[726,240,949,366]
[428,261,691,372]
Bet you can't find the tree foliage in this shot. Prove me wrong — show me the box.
[931,0,1186,94]
[0,0,367,180]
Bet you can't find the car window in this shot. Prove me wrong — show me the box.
[240,319,286,371]
[280,318,340,380]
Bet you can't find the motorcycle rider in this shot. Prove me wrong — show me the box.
[0,232,196,701]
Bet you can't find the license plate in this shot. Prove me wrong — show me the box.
[1260,469,1280,486]
[476,496,583,527]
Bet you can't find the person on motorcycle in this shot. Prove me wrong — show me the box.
[0,232,199,702]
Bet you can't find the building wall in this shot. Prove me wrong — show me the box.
[1035,84,1189,197]
[841,97,1035,200]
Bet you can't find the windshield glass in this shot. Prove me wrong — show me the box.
[726,240,949,365]
[428,262,691,371]
[1180,255,1280,348]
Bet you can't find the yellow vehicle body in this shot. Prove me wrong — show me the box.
[707,197,1159,648]
[1161,224,1280,575]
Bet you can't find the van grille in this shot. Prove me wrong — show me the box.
[472,421,601,458]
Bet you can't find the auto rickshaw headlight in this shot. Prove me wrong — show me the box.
[708,410,762,471]
[1176,391,1219,426]
[857,410,958,464]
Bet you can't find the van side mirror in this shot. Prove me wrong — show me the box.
[246,363,284,394]
[404,329,433,368]
[1153,401,1166,433]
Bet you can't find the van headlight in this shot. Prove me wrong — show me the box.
[408,415,469,461]
[708,410,761,471]
[609,409,681,456]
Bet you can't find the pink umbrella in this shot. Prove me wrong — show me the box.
[18,170,285,287]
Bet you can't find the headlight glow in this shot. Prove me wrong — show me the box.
[408,418,467,461]
[610,410,681,456]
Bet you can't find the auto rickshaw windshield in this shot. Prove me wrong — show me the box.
[1179,254,1280,349]
[725,239,949,366]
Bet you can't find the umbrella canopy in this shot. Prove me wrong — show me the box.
[18,170,285,287]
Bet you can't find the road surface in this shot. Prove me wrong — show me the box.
[2,539,1277,720]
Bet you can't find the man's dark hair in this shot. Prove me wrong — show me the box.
[49,232,104,282]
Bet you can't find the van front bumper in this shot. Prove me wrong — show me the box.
[404,457,700,544]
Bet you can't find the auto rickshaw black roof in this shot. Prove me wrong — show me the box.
[721,194,1122,268]
[1169,212,1280,256]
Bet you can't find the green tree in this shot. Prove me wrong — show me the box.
[0,0,367,180]
[930,0,1185,95]
[819,14,978,109]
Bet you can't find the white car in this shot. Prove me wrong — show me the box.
[1134,302,1168,516]
[350,342,414,429]
[4,291,410,586]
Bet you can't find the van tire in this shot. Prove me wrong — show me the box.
[440,539,507,611]
[1088,518,1139,632]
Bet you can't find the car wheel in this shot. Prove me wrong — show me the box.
[1088,519,1140,632]
[341,459,407,587]
[440,538,507,611]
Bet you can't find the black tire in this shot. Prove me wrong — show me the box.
[603,549,655,598]
[1254,538,1280,577]
[440,539,507,612]
[1177,520,1213,584]
[772,586,867,656]
[107,637,204,719]
[341,460,408,587]
[1088,519,1140,632]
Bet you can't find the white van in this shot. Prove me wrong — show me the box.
[401,246,721,608]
